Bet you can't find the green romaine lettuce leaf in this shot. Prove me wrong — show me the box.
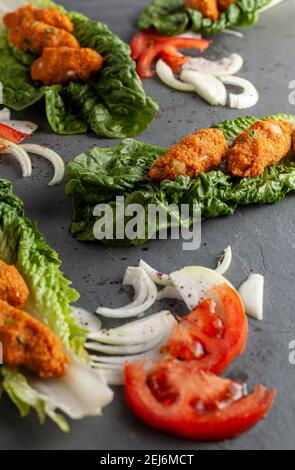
[0,1,158,137]
[66,114,295,245]
[138,0,274,36]
[0,178,90,431]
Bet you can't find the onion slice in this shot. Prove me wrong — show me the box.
[220,75,259,109]
[222,29,244,38]
[96,267,157,318]
[238,274,264,321]
[90,314,176,385]
[157,285,182,301]
[20,144,65,186]
[86,312,176,356]
[0,107,11,121]
[0,138,32,177]
[169,266,234,311]
[139,259,169,286]
[88,311,174,345]
[216,246,232,275]
[182,54,243,77]
[86,331,166,355]
[156,60,195,92]
[71,307,102,334]
[180,70,227,106]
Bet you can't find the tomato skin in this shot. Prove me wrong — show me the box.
[125,360,276,442]
[130,30,173,60]
[165,284,249,375]
[136,38,211,78]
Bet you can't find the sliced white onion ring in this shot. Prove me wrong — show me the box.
[139,259,169,286]
[170,266,234,311]
[86,312,176,356]
[90,315,176,385]
[182,54,243,77]
[71,307,102,334]
[96,267,157,318]
[216,246,232,275]
[20,144,65,186]
[157,285,182,301]
[179,32,202,39]
[0,138,32,177]
[88,311,173,345]
[222,29,244,38]
[180,70,227,106]
[90,354,147,365]
[220,76,259,109]
[238,274,264,321]
[86,331,166,355]
[0,107,11,121]
[156,60,195,92]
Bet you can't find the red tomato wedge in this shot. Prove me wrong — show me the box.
[0,123,30,144]
[164,284,248,374]
[136,38,211,78]
[125,359,276,441]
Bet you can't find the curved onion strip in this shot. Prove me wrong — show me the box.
[222,29,244,38]
[88,311,174,345]
[180,70,227,106]
[71,307,102,334]
[139,260,169,286]
[90,353,147,365]
[220,75,259,109]
[216,246,233,275]
[96,267,157,318]
[87,314,176,354]
[20,144,65,186]
[156,60,195,92]
[0,107,11,121]
[30,357,114,420]
[90,318,176,385]
[179,32,202,39]
[183,54,243,77]
[157,285,182,301]
[239,274,264,321]
[85,330,166,355]
[0,138,32,177]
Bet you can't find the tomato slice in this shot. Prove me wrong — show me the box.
[136,38,211,78]
[125,359,276,441]
[0,123,30,144]
[164,284,248,374]
[130,30,173,60]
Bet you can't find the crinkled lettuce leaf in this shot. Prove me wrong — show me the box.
[138,0,275,36]
[66,114,295,245]
[0,1,158,137]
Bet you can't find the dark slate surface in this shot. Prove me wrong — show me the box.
[0,0,295,451]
